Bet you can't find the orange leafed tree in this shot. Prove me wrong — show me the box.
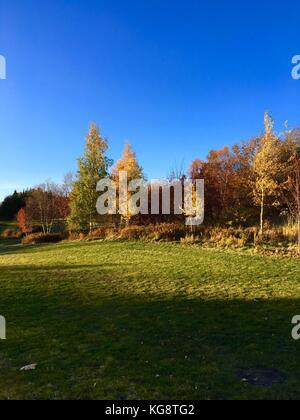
[17,208,32,235]
[189,138,260,225]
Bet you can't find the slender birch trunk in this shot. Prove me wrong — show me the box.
[260,188,264,236]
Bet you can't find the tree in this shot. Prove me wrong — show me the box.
[62,172,74,197]
[17,208,32,235]
[112,143,144,183]
[111,143,145,226]
[26,182,69,234]
[190,147,243,224]
[282,128,300,254]
[68,123,112,232]
[253,113,282,235]
[0,191,27,220]
[168,161,186,182]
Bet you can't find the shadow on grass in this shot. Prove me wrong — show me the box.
[0,280,300,399]
[0,238,125,256]
[0,263,132,273]
[0,237,60,255]
[0,242,49,255]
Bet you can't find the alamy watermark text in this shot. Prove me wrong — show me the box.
[0,55,6,80]
[0,316,6,340]
[96,173,205,226]
[292,55,300,80]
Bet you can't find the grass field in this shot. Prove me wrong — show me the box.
[1,230,300,399]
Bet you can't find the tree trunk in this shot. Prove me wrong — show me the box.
[259,188,264,237]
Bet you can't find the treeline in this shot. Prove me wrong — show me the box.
[0,191,27,220]
[1,112,300,251]
[189,116,300,235]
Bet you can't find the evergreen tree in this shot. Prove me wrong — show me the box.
[0,190,27,220]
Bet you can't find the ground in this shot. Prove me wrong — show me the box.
[0,226,300,399]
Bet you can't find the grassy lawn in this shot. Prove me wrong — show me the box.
[0,221,22,254]
[0,237,300,400]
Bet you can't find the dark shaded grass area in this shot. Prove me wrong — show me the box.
[0,289,299,399]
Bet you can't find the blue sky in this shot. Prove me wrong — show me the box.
[0,0,299,201]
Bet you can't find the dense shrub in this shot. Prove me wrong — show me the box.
[0,228,23,239]
[119,226,147,240]
[207,227,254,248]
[104,228,120,241]
[252,225,298,247]
[282,224,298,243]
[22,233,65,245]
[66,223,300,251]
[1,229,14,238]
[68,231,81,241]
[145,224,186,241]
[180,234,202,244]
[118,224,186,242]
[90,227,110,239]
[85,223,188,242]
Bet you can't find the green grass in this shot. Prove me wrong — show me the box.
[1,237,300,400]
[0,221,21,253]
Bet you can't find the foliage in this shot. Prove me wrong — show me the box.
[0,228,23,239]
[190,138,260,225]
[3,115,300,244]
[16,208,32,235]
[0,191,27,220]
[111,143,145,226]
[112,143,145,184]
[22,232,65,245]
[68,124,112,232]
[189,113,300,233]
[25,182,69,234]
[253,113,283,235]
[281,128,300,253]
[119,224,186,241]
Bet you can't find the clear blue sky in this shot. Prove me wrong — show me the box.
[0,0,299,201]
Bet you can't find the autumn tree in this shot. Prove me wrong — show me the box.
[189,137,263,226]
[190,147,240,223]
[17,208,32,235]
[68,124,112,232]
[282,128,300,253]
[111,143,145,226]
[230,138,261,225]
[26,182,69,234]
[253,113,282,236]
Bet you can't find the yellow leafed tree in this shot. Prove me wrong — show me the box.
[111,143,145,225]
[253,112,282,236]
